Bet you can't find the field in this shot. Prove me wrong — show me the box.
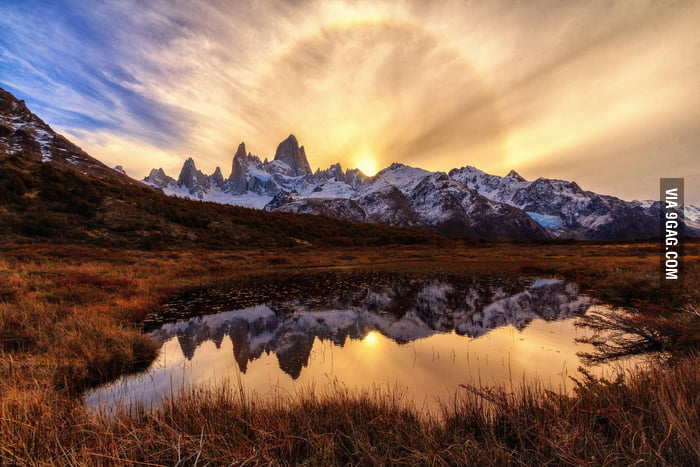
[1,240,698,465]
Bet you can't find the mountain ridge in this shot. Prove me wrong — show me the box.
[145,139,698,240]
[2,85,695,241]
[0,87,439,248]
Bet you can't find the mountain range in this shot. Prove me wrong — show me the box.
[1,85,697,241]
[0,87,436,248]
[144,135,700,240]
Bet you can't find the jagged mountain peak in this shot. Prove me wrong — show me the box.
[176,157,213,196]
[385,162,408,171]
[234,142,246,159]
[274,134,311,176]
[177,157,198,181]
[281,134,298,145]
[449,165,483,176]
[144,167,175,188]
[149,167,167,177]
[506,169,526,182]
[211,166,226,190]
[140,127,691,239]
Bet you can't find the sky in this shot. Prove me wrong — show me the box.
[1,0,699,203]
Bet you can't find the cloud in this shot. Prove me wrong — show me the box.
[0,0,698,203]
[0,0,194,147]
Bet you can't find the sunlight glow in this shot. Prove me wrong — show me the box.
[5,0,699,202]
[356,156,378,176]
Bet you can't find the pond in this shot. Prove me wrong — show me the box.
[87,274,627,414]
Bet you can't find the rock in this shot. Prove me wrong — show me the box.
[273,134,312,176]
[176,157,212,197]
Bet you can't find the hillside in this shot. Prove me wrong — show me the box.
[0,88,439,249]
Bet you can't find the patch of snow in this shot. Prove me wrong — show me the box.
[34,128,52,142]
[375,164,431,194]
[685,204,700,223]
[225,192,273,209]
[161,184,272,209]
[303,179,355,199]
[579,213,612,230]
[247,166,273,181]
[526,212,563,230]
[633,200,655,209]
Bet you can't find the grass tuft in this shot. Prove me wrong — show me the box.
[0,241,698,464]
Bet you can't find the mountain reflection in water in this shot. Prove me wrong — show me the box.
[152,278,590,379]
[88,277,607,412]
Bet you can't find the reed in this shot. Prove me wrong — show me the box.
[0,240,698,465]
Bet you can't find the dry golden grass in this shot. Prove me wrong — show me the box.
[0,240,698,465]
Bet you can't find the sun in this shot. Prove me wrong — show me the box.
[355,154,378,176]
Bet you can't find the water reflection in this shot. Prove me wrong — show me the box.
[88,277,607,412]
[152,278,589,379]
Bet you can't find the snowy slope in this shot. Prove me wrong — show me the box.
[450,166,663,239]
[142,135,679,240]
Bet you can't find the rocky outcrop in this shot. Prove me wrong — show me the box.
[228,142,249,194]
[176,158,213,197]
[0,86,133,183]
[273,134,312,176]
[143,168,175,188]
[211,167,226,190]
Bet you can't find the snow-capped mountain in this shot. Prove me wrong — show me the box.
[144,135,359,209]
[145,136,698,239]
[150,278,591,379]
[448,166,681,239]
[0,87,133,183]
[144,136,548,240]
[1,85,696,241]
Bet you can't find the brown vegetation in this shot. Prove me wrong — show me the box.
[0,153,441,249]
[0,240,698,465]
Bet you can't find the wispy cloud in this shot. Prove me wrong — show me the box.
[1,0,698,202]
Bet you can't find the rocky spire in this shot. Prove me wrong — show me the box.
[211,166,226,190]
[228,142,248,195]
[273,134,312,176]
[177,157,210,196]
[143,167,175,188]
[177,157,197,187]
[329,162,344,181]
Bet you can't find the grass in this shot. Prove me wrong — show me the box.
[64,361,700,466]
[0,153,442,249]
[0,240,699,465]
